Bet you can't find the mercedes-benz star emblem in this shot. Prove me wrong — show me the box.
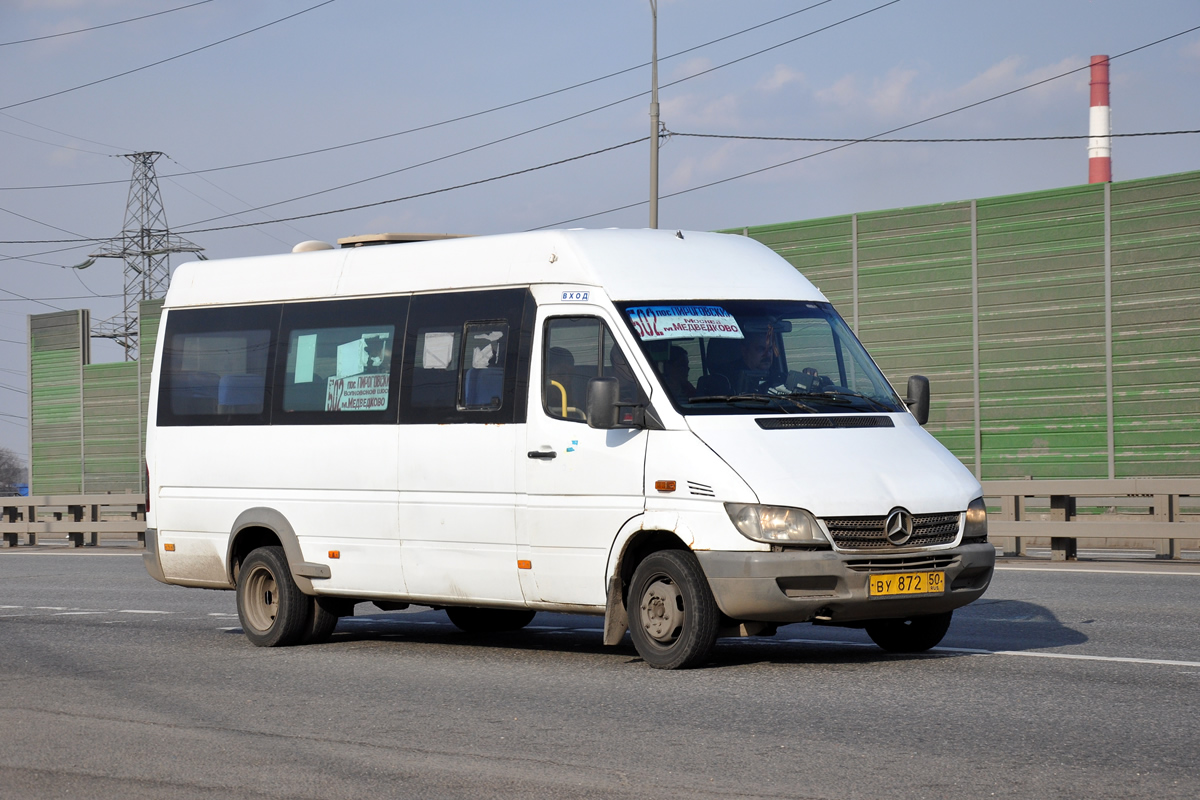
[884,508,914,546]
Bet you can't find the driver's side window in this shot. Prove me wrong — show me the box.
[542,317,643,423]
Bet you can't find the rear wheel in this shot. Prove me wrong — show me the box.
[236,546,310,647]
[865,611,953,653]
[446,607,536,633]
[628,550,720,670]
[301,596,344,644]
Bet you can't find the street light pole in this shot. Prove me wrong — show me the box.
[649,0,659,229]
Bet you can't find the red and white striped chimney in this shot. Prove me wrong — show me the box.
[1088,55,1111,183]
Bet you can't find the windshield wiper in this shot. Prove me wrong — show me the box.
[818,389,896,411]
[688,394,774,404]
[689,393,820,413]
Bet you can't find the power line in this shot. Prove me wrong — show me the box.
[0,243,95,262]
[173,137,649,235]
[0,125,115,157]
[669,129,1200,143]
[0,0,839,191]
[0,1,216,47]
[176,0,902,229]
[0,1,337,113]
[0,294,120,302]
[0,287,65,312]
[0,204,93,239]
[534,21,1200,229]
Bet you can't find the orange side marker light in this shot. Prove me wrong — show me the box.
[163,543,175,552]
[517,560,532,570]
[655,480,676,493]
[328,550,340,559]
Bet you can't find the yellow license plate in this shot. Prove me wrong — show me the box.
[868,571,945,597]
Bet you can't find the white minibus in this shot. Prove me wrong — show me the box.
[144,228,993,669]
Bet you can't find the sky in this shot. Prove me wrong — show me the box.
[1,0,1199,459]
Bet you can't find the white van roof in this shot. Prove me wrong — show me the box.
[163,228,827,308]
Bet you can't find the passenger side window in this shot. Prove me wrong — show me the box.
[400,289,529,424]
[543,317,645,423]
[274,297,406,424]
[157,305,280,426]
[460,322,510,410]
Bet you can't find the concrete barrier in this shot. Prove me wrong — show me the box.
[1,494,147,548]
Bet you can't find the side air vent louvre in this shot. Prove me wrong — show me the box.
[755,416,895,430]
[687,481,715,497]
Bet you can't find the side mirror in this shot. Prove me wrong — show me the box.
[586,377,620,429]
[905,375,930,426]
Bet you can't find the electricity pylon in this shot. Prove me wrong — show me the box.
[86,152,203,360]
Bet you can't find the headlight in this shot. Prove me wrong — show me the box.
[724,503,828,546]
[964,496,987,541]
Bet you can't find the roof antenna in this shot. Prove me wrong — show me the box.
[675,230,684,240]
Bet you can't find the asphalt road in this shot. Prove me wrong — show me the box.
[1,549,1197,799]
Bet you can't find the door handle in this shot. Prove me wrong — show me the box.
[527,450,557,460]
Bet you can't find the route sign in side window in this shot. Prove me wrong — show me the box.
[274,296,407,425]
[157,304,281,427]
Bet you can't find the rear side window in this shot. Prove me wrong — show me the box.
[157,305,281,426]
[400,288,530,424]
[275,296,407,424]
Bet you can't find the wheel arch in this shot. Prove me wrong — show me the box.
[227,507,329,595]
[602,516,692,646]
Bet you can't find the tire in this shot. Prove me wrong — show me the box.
[300,596,344,645]
[865,611,953,653]
[236,546,311,647]
[445,607,536,633]
[628,550,720,670]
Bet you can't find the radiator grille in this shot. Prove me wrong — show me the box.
[844,554,958,572]
[822,512,960,550]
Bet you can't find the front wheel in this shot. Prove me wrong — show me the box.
[628,550,720,669]
[865,611,953,653]
[236,546,310,647]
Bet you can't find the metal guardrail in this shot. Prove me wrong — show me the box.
[982,479,1200,561]
[1,494,147,548]
[3,481,1198,558]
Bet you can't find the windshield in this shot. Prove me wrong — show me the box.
[616,300,905,415]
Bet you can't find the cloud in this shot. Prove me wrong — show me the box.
[665,141,740,189]
[669,57,713,82]
[757,65,805,94]
[660,92,741,130]
[924,56,1085,112]
[812,56,1088,126]
[815,67,918,118]
[48,146,82,167]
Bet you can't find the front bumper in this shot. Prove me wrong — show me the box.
[695,543,995,624]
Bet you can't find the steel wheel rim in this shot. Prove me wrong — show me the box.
[639,575,683,644]
[242,564,279,633]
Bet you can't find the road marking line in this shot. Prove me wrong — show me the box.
[117,609,175,614]
[53,611,106,616]
[996,566,1200,576]
[761,636,1200,668]
[936,646,1200,668]
[33,606,67,610]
